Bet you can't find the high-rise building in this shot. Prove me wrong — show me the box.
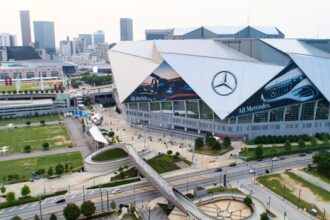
[0,33,17,46]
[59,37,73,56]
[33,21,56,54]
[93,30,105,45]
[96,43,109,62]
[78,34,93,48]
[120,18,133,41]
[19,10,32,46]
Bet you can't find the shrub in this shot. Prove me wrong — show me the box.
[167,150,173,155]
[110,200,116,210]
[322,135,329,144]
[55,164,64,175]
[6,192,15,203]
[40,120,45,126]
[63,203,81,220]
[42,142,49,150]
[34,214,40,220]
[11,216,21,220]
[310,137,318,146]
[21,184,31,197]
[80,200,96,218]
[243,196,253,206]
[35,168,45,176]
[260,212,269,220]
[174,152,180,159]
[24,145,31,153]
[211,140,221,150]
[223,136,231,148]
[194,137,204,150]
[1,185,6,194]
[49,213,57,220]
[108,131,115,138]
[25,121,31,126]
[48,167,54,176]
[298,138,306,149]
[284,140,291,152]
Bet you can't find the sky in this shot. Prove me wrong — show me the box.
[0,0,330,46]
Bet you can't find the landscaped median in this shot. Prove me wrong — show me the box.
[257,172,329,218]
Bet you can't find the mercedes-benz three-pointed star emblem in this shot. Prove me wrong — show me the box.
[212,71,237,96]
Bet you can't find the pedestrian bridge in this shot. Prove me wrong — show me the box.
[116,144,213,220]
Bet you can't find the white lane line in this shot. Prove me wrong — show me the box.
[30,202,38,207]
[18,204,28,210]
[8,207,16,212]
[89,191,94,195]
[41,200,47,205]
[49,198,57,203]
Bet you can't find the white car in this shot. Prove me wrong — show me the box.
[272,157,279,161]
[112,188,121,194]
[249,169,256,174]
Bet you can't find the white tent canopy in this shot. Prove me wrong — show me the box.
[89,126,108,144]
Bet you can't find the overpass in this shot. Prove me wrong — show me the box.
[118,144,213,220]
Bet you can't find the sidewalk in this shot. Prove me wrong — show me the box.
[292,169,330,192]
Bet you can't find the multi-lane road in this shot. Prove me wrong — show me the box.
[0,154,314,220]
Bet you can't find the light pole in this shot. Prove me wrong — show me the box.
[83,186,85,201]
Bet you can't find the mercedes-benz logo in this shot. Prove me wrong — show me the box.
[212,71,237,96]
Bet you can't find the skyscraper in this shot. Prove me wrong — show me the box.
[19,10,32,46]
[120,18,133,41]
[0,33,17,46]
[78,34,93,48]
[33,21,56,54]
[93,30,105,45]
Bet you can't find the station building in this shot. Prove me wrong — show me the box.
[109,39,330,140]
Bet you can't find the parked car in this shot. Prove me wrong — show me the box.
[215,168,223,172]
[280,156,285,160]
[249,169,256,174]
[229,162,237,167]
[112,188,121,194]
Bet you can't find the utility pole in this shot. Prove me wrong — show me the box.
[100,190,104,212]
[271,159,274,173]
[39,197,43,220]
[83,186,85,201]
[107,191,110,212]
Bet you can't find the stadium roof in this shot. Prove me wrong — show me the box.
[109,39,330,119]
[89,126,108,144]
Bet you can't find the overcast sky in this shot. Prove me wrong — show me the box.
[0,0,329,45]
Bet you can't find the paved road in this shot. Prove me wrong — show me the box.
[292,169,330,192]
[0,154,313,220]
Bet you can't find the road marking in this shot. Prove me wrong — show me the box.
[18,204,28,210]
[30,202,38,207]
[8,207,16,212]
[70,194,76,199]
[41,200,47,205]
[89,190,94,195]
[49,198,57,203]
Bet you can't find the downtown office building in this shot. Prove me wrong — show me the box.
[109,39,330,140]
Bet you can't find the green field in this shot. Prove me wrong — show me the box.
[0,125,71,152]
[147,154,191,174]
[92,148,128,161]
[0,152,83,182]
[0,115,62,126]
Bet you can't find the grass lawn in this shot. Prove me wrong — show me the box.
[0,124,71,153]
[258,174,320,214]
[0,81,60,92]
[147,154,190,174]
[207,186,242,194]
[111,167,138,181]
[0,152,83,183]
[92,148,128,162]
[195,146,233,156]
[87,178,140,189]
[286,172,330,201]
[305,170,330,185]
[0,115,62,126]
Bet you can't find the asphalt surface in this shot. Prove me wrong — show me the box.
[0,154,314,220]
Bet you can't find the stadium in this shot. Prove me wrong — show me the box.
[109,39,330,140]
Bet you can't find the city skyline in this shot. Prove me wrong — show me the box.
[0,0,329,46]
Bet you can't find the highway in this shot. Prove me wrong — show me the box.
[0,154,313,220]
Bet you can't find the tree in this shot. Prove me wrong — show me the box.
[211,140,221,150]
[6,192,15,203]
[269,145,277,155]
[25,121,31,126]
[223,136,231,148]
[110,200,116,210]
[260,212,269,220]
[63,203,81,220]
[108,131,115,138]
[10,216,22,220]
[21,184,31,197]
[129,203,136,213]
[313,150,330,178]
[1,185,6,194]
[243,196,253,206]
[167,150,173,155]
[42,142,49,150]
[24,145,31,153]
[284,140,292,152]
[310,137,318,146]
[34,214,40,220]
[255,145,264,158]
[49,213,57,220]
[55,164,65,175]
[298,138,306,149]
[80,200,96,218]
[194,137,204,150]
[48,167,54,176]
[40,120,46,126]
[174,152,180,159]
[241,146,249,157]
[322,135,329,145]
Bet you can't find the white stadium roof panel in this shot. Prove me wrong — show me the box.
[109,50,160,102]
[173,27,201,36]
[251,26,280,35]
[290,54,330,102]
[203,26,245,35]
[262,39,330,58]
[155,40,257,62]
[161,53,283,119]
[111,41,154,60]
